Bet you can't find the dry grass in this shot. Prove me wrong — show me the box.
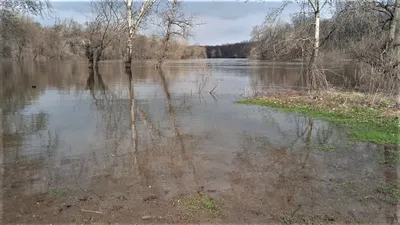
[260,90,399,117]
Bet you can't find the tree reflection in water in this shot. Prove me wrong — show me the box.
[126,68,138,158]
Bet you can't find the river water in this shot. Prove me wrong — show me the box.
[1,59,398,223]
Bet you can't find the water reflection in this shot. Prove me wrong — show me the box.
[87,67,107,96]
[1,59,397,224]
[126,68,137,157]
[383,144,399,224]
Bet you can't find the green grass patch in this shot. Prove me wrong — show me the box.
[319,144,336,152]
[281,213,294,224]
[113,193,126,200]
[237,98,399,144]
[181,193,218,213]
[48,187,68,197]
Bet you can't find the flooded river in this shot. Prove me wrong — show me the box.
[1,59,398,223]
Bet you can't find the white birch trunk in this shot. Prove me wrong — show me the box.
[125,0,133,68]
[314,9,320,61]
[124,0,156,68]
[306,0,323,90]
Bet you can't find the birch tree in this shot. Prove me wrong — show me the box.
[279,0,331,90]
[257,0,331,90]
[124,0,156,68]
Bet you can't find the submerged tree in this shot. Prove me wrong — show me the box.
[84,0,124,68]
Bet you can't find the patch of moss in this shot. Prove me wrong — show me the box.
[237,98,399,144]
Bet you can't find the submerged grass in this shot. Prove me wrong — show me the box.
[377,181,400,204]
[48,187,68,197]
[182,193,217,212]
[177,192,220,220]
[237,93,399,144]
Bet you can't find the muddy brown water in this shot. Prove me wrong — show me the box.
[1,59,398,224]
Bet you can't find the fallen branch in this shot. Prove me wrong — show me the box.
[81,209,104,214]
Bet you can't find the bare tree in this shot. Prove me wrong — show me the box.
[0,0,51,16]
[333,0,400,93]
[84,0,123,68]
[251,0,331,90]
[292,0,332,91]
[354,1,397,42]
[124,0,156,68]
[0,0,51,60]
[155,0,195,68]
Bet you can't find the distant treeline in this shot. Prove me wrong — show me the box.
[0,11,206,61]
[204,42,252,58]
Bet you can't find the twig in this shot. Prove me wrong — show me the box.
[290,204,302,217]
[210,92,218,103]
[209,80,219,94]
[81,209,104,214]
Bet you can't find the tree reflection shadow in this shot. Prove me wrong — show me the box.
[126,67,138,157]
[383,144,399,224]
[86,67,108,104]
[230,110,398,223]
[111,67,202,199]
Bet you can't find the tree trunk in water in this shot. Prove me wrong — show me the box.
[85,43,95,68]
[95,50,102,68]
[125,0,133,68]
[86,68,96,100]
[88,55,94,68]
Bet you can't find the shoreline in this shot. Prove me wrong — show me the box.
[237,91,399,144]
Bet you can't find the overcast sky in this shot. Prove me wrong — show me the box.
[36,1,299,45]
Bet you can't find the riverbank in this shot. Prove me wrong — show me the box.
[237,91,399,144]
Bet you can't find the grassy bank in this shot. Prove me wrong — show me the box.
[237,92,399,144]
